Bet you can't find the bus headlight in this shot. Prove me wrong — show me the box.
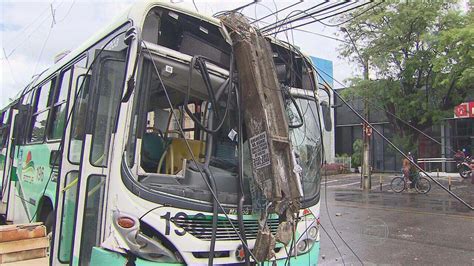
[297,239,309,253]
[293,239,314,255]
[308,226,318,240]
[112,211,178,262]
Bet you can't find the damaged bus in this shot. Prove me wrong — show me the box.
[0,1,331,265]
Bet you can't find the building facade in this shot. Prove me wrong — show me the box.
[334,90,474,173]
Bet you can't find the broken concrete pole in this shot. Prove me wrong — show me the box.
[220,13,301,211]
[253,225,276,261]
[221,13,302,261]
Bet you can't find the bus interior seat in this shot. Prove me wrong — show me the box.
[141,133,168,173]
[165,138,204,175]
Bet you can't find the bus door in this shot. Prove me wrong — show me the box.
[1,108,18,219]
[53,50,127,266]
[51,65,88,265]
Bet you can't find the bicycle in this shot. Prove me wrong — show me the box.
[390,172,431,194]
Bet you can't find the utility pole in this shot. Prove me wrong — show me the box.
[361,59,371,190]
[341,27,371,190]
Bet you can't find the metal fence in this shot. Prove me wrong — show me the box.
[334,156,352,170]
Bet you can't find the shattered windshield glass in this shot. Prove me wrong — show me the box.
[286,95,322,202]
[123,7,322,209]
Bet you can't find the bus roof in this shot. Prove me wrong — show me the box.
[1,0,219,111]
[1,0,316,112]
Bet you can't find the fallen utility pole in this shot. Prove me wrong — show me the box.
[221,13,302,262]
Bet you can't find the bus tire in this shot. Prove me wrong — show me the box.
[45,211,54,233]
[39,198,54,233]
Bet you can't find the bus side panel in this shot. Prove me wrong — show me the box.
[14,144,57,223]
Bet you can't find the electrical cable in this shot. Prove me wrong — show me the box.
[142,41,260,262]
[3,1,65,60]
[315,69,459,156]
[266,2,373,35]
[235,83,250,265]
[320,222,346,265]
[250,1,303,25]
[184,55,233,134]
[56,0,76,23]
[293,28,349,43]
[283,40,364,264]
[258,1,327,32]
[261,2,349,33]
[301,49,363,265]
[277,37,324,265]
[323,159,364,265]
[317,2,383,28]
[3,1,55,52]
[200,70,233,266]
[192,0,199,12]
[212,1,259,18]
[311,64,474,211]
[32,22,54,78]
[3,48,20,86]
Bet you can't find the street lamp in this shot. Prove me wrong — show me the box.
[341,27,372,190]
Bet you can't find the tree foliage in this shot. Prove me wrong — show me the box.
[338,1,473,150]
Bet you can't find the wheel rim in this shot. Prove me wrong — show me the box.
[391,177,405,192]
[460,169,470,178]
[415,178,430,194]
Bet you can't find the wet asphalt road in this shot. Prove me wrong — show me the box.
[318,173,474,265]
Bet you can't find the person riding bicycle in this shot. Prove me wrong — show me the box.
[402,158,419,189]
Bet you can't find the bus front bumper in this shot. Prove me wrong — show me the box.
[90,241,320,265]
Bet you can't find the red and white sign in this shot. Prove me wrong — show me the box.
[454,102,474,118]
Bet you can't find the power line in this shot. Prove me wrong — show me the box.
[313,61,457,155]
[192,0,199,13]
[267,2,372,35]
[292,28,350,43]
[320,223,347,265]
[32,5,56,77]
[311,64,474,211]
[259,1,328,32]
[2,48,19,86]
[3,1,64,59]
[251,13,349,44]
[56,0,76,23]
[250,0,303,25]
[261,2,350,33]
[3,1,55,47]
[318,2,384,28]
[286,26,365,265]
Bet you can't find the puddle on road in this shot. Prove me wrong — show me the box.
[333,191,472,213]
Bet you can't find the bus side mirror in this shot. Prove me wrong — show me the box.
[320,101,332,131]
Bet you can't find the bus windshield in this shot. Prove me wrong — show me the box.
[286,92,322,203]
[124,50,322,210]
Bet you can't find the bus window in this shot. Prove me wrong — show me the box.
[21,90,34,106]
[69,75,90,164]
[29,78,56,143]
[49,69,71,140]
[0,111,7,149]
[90,57,126,167]
[79,175,105,266]
[58,171,78,263]
[136,60,214,175]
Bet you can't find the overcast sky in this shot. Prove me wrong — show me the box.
[0,0,363,108]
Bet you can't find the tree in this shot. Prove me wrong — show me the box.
[338,1,473,152]
[352,139,363,169]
